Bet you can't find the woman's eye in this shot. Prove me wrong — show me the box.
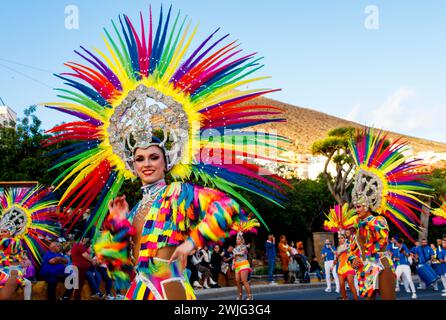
[135,157,145,162]
[150,156,160,161]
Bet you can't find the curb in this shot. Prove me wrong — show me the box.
[195,275,426,300]
[195,282,326,300]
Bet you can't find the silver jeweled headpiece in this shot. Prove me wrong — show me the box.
[351,168,383,211]
[0,205,29,237]
[107,84,190,173]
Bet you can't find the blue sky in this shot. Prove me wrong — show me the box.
[0,1,445,143]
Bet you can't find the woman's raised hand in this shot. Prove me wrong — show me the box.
[168,239,195,269]
[108,195,129,219]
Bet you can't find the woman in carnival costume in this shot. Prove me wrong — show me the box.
[347,128,431,300]
[324,203,358,300]
[43,5,289,300]
[0,186,60,300]
[231,219,259,300]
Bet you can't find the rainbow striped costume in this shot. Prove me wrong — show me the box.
[348,215,395,298]
[97,180,247,300]
[233,244,252,276]
[0,238,26,288]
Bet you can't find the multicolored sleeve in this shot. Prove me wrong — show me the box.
[185,184,247,248]
[94,207,136,291]
[371,216,390,252]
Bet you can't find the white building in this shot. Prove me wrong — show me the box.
[0,105,17,127]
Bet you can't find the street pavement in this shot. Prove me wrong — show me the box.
[196,277,446,300]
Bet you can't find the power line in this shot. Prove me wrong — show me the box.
[0,57,53,74]
[0,62,53,89]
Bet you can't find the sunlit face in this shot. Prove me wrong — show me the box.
[50,242,61,253]
[355,204,370,219]
[339,235,345,244]
[133,146,167,185]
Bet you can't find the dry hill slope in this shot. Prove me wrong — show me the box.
[246,96,446,155]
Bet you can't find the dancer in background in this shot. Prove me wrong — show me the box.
[0,186,60,300]
[324,203,358,299]
[348,128,430,300]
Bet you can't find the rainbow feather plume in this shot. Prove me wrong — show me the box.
[230,217,260,236]
[348,128,431,241]
[431,197,446,226]
[42,5,290,235]
[0,186,60,266]
[323,203,357,233]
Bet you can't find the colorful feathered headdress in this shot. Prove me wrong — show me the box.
[0,186,60,266]
[230,218,260,237]
[431,197,446,226]
[42,5,290,234]
[323,203,358,233]
[348,128,431,241]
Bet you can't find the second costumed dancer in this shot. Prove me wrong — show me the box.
[347,128,430,300]
[324,203,359,300]
[43,5,290,300]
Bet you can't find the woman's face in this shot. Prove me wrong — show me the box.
[236,237,242,246]
[133,146,166,185]
[355,204,370,219]
[280,236,286,243]
[339,235,345,244]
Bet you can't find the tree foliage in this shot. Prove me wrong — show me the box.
[311,127,356,205]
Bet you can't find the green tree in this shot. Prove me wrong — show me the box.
[311,127,356,205]
[0,105,67,186]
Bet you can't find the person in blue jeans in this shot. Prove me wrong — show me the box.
[265,234,277,284]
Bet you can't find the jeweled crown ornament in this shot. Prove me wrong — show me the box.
[108,84,189,173]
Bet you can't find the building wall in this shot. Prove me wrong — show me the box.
[0,105,17,127]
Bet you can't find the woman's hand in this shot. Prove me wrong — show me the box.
[108,195,129,219]
[351,258,362,269]
[168,240,195,269]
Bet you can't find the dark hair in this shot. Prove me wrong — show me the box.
[397,239,404,244]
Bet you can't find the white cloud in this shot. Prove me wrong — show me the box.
[353,87,446,143]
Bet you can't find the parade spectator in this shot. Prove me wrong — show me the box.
[210,245,223,288]
[39,242,73,300]
[310,255,323,282]
[278,235,292,283]
[296,241,305,256]
[265,234,277,284]
[97,262,115,300]
[187,249,202,289]
[192,248,215,289]
[19,252,35,300]
[85,254,105,299]
[71,238,97,299]
[221,246,234,287]
[321,239,339,293]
